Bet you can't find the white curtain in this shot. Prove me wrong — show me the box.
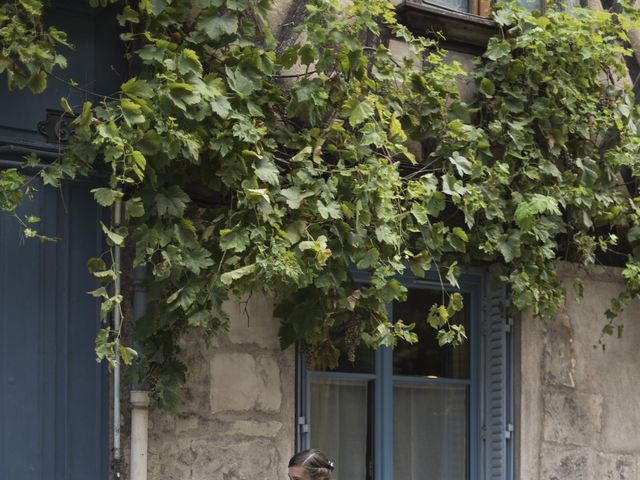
[393,382,468,480]
[310,377,370,480]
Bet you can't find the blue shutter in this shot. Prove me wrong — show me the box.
[482,284,513,480]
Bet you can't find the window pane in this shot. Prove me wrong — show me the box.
[330,339,375,374]
[393,382,468,480]
[423,0,470,13]
[393,289,470,379]
[310,377,372,480]
[518,0,542,10]
[310,321,375,374]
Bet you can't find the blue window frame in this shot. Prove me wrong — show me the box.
[296,270,512,480]
[296,271,482,480]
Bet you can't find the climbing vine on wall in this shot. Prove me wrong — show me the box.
[2,0,640,408]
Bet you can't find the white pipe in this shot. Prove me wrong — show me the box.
[132,266,147,380]
[130,390,150,480]
[113,199,122,469]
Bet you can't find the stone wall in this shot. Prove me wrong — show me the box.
[147,295,295,480]
[517,263,640,480]
[142,2,297,477]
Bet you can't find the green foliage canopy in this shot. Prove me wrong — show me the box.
[2,0,640,408]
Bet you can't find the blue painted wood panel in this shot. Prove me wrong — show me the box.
[0,0,125,148]
[0,181,107,480]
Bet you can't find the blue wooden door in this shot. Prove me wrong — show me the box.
[0,1,121,477]
[0,182,108,480]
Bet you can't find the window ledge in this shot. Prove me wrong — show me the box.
[396,0,498,54]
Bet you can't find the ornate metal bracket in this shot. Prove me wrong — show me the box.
[37,109,74,144]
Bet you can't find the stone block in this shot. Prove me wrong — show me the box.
[389,38,410,59]
[178,446,197,466]
[175,415,199,433]
[599,365,640,452]
[543,391,602,447]
[150,458,193,480]
[543,312,577,388]
[389,39,419,65]
[540,444,592,480]
[210,352,282,413]
[148,411,176,434]
[267,0,295,33]
[226,419,283,437]
[225,295,281,349]
[445,50,476,102]
[189,438,281,480]
[593,452,637,480]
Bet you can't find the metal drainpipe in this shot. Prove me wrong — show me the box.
[130,390,150,480]
[113,199,123,479]
[130,266,150,480]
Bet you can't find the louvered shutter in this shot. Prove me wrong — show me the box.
[482,284,513,480]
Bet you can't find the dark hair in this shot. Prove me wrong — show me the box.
[288,449,334,479]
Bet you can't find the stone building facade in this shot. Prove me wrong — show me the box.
[136,1,640,479]
[2,1,640,480]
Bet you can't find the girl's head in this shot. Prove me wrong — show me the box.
[288,449,334,480]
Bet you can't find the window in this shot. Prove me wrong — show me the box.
[421,0,543,17]
[295,271,513,480]
[397,0,545,54]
